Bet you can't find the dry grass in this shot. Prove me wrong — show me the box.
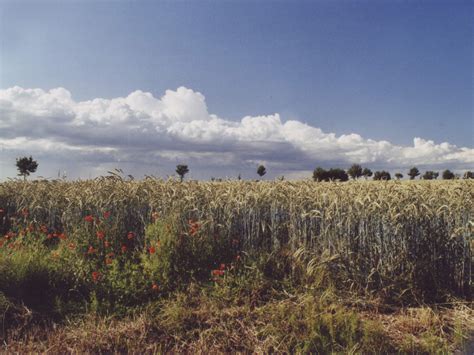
[3,290,472,354]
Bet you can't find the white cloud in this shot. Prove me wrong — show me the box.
[0,85,472,179]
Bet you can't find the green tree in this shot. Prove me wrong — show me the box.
[463,171,474,179]
[257,165,266,178]
[407,167,420,180]
[16,156,38,181]
[442,169,455,180]
[175,164,189,182]
[373,171,391,181]
[327,168,349,182]
[362,168,373,179]
[395,173,403,180]
[347,164,363,180]
[422,171,438,180]
[313,167,327,182]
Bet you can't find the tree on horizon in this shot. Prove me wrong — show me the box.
[408,167,420,180]
[348,164,363,180]
[362,168,373,179]
[257,165,266,178]
[16,156,38,181]
[176,164,189,182]
[442,169,455,180]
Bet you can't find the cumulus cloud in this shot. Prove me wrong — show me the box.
[0,85,472,179]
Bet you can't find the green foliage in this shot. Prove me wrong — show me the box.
[15,156,38,180]
[312,167,349,181]
[463,171,473,179]
[175,164,189,182]
[408,167,420,180]
[422,171,439,180]
[362,167,373,178]
[348,164,363,180]
[143,217,237,292]
[373,170,391,180]
[442,169,455,180]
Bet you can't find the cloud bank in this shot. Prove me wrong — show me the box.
[0,86,472,179]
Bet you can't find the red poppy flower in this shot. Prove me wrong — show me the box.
[96,231,105,240]
[127,232,135,240]
[103,211,111,219]
[211,269,224,276]
[104,240,111,248]
[58,233,67,240]
[121,245,127,253]
[219,263,226,270]
[152,282,159,291]
[84,215,94,223]
[148,246,156,254]
[87,246,96,254]
[105,258,113,265]
[92,271,101,282]
[68,243,75,250]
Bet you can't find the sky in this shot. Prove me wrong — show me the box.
[0,0,472,180]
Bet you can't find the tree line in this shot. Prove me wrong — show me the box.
[312,164,473,181]
[13,156,474,182]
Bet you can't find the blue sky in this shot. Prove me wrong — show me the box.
[0,0,472,179]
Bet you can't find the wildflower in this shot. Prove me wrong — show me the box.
[46,234,53,239]
[103,211,111,219]
[96,231,105,240]
[127,232,135,240]
[68,242,76,250]
[58,233,67,240]
[92,271,101,283]
[107,252,115,257]
[152,282,159,291]
[21,208,29,217]
[84,215,94,223]
[148,246,156,254]
[105,258,113,265]
[188,219,200,236]
[219,263,226,270]
[87,246,96,254]
[121,245,127,253]
[40,225,48,233]
[152,212,159,221]
[104,240,111,248]
[211,269,224,276]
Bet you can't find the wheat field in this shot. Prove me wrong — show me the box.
[1,178,472,301]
